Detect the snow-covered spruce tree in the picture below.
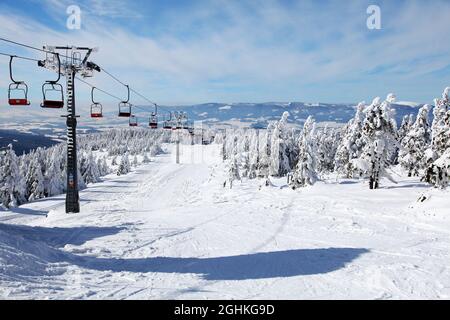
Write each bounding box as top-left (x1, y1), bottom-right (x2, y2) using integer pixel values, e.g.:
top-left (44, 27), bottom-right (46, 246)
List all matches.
top-left (289, 116), bottom-right (318, 189)
top-left (398, 105), bottom-right (431, 177)
top-left (286, 128), bottom-right (299, 171)
top-left (27, 158), bottom-right (45, 201)
top-left (133, 155), bottom-right (138, 167)
top-left (142, 153), bottom-right (151, 164)
top-left (81, 151), bottom-right (101, 185)
top-left (430, 89), bottom-right (450, 158)
top-left (117, 153), bottom-right (131, 176)
top-left (238, 132), bottom-right (250, 178)
top-left (44, 148), bottom-right (65, 197)
top-left (355, 95), bottom-right (398, 189)
top-left (398, 114), bottom-right (415, 143)
top-left (227, 136), bottom-right (241, 189)
top-left (248, 129), bottom-right (260, 179)
top-left (257, 124), bottom-right (273, 178)
top-left (269, 112), bottom-right (291, 177)
top-left (316, 126), bottom-right (340, 175)
top-left (424, 87), bottom-right (450, 187)
top-left (0, 146), bottom-right (26, 208)
top-left (335, 102), bottom-right (366, 178)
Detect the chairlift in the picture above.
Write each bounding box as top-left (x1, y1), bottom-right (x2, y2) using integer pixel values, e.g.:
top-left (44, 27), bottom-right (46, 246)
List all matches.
top-left (40, 53), bottom-right (64, 109)
top-left (149, 103), bottom-right (158, 128)
top-left (163, 112), bottom-right (172, 129)
top-left (118, 84), bottom-right (131, 117)
top-left (90, 87), bottom-right (103, 118)
top-left (129, 115), bottom-right (138, 127)
top-left (149, 113), bottom-right (158, 129)
top-left (8, 56), bottom-right (30, 106)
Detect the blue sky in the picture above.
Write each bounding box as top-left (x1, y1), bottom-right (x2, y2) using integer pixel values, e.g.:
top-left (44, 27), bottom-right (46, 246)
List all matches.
top-left (0, 0), bottom-right (449, 107)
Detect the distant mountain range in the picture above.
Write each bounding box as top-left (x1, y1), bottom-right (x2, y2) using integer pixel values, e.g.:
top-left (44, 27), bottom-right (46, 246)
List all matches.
top-left (170, 101), bottom-right (423, 128)
top-left (1, 101), bottom-right (425, 152)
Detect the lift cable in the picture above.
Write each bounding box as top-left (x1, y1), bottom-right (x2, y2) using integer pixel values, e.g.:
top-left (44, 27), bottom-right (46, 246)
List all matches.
top-left (75, 76), bottom-right (123, 102)
top-left (76, 77), bottom-right (157, 115)
top-left (1, 37), bottom-right (172, 117)
top-left (99, 66), bottom-right (159, 108)
top-left (1, 37), bottom-right (160, 107)
top-left (0, 51), bottom-right (40, 62)
top-left (0, 37), bottom-right (72, 60)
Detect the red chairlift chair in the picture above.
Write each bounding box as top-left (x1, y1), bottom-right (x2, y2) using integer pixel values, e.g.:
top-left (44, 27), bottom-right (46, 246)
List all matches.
top-left (8, 56), bottom-right (30, 106)
top-left (149, 113), bottom-right (158, 129)
top-left (40, 53), bottom-right (64, 109)
top-left (90, 87), bottom-right (103, 118)
top-left (129, 115), bottom-right (138, 127)
top-left (118, 84), bottom-right (132, 117)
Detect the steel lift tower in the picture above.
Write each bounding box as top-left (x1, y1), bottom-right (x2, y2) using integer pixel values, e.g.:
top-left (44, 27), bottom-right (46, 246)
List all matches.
top-left (40, 46), bottom-right (100, 213)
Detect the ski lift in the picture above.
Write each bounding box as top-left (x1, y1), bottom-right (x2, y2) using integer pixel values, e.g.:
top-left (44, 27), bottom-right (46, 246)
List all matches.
top-left (149, 113), bottom-right (158, 129)
top-left (8, 56), bottom-right (30, 106)
top-left (129, 115), bottom-right (138, 127)
top-left (118, 85), bottom-right (132, 117)
top-left (90, 87), bottom-right (103, 118)
top-left (40, 53), bottom-right (64, 109)
top-left (149, 103), bottom-right (158, 129)
top-left (163, 112), bottom-right (172, 129)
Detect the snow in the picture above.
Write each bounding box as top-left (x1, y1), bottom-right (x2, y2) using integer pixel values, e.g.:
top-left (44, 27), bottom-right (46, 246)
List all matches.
top-left (1, 144), bottom-right (450, 299)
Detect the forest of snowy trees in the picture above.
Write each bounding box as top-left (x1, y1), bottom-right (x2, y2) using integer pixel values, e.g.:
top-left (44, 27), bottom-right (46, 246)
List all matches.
top-left (0, 129), bottom-right (171, 209)
top-left (219, 87), bottom-right (450, 191)
top-left (1, 87), bottom-right (449, 210)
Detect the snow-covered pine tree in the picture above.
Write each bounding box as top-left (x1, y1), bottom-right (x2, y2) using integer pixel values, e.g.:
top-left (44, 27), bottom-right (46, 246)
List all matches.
top-left (286, 128), bottom-right (299, 171)
top-left (335, 102), bottom-right (366, 178)
top-left (430, 89), bottom-right (450, 158)
top-left (355, 95), bottom-right (398, 189)
top-left (316, 126), bottom-right (339, 175)
top-left (269, 112), bottom-right (291, 177)
top-left (288, 116), bottom-right (318, 189)
top-left (257, 124), bottom-right (273, 178)
top-left (248, 129), bottom-right (260, 179)
top-left (239, 132), bottom-right (250, 178)
top-left (0, 145), bottom-right (26, 208)
top-left (398, 114), bottom-right (414, 143)
top-left (27, 158), bottom-right (45, 201)
top-left (227, 136), bottom-right (241, 189)
top-left (44, 148), bottom-right (64, 196)
top-left (133, 155), bottom-right (139, 167)
top-left (117, 153), bottom-right (131, 176)
top-left (142, 153), bottom-right (151, 164)
top-left (398, 105), bottom-right (431, 177)
top-left (424, 87), bottom-right (450, 187)
top-left (81, 152), bottom-right (100, 185)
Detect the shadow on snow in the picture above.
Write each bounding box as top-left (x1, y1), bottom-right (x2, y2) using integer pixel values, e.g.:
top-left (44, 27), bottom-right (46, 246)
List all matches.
top-left (0, 223), bottom-right (368, 281)
top-left (0, 223), bottom-right (126, 248)
top-left (75, 248), bottom-right (369, 280)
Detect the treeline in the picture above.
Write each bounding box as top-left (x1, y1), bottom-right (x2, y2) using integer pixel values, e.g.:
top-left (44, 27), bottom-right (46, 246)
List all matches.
top-left (0, 129), bottom-right (171, 209)
top-left (218, 87), bottom-right (450, 190)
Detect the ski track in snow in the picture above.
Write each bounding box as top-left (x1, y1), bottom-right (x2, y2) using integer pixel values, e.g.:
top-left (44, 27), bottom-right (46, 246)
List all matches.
top-left (1, 145), bottom-right (450, 299)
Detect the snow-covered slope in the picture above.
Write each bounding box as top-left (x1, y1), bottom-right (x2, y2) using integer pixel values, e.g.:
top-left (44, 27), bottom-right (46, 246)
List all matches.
top-left (1, 145), bottom-right (449, 299)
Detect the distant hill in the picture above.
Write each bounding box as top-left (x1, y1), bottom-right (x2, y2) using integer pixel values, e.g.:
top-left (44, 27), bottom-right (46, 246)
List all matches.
top-left (169, 102), bottom-right (424, 127)
top-left (0, 130), bottom-right (59, 154)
